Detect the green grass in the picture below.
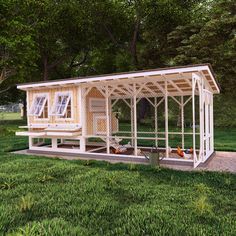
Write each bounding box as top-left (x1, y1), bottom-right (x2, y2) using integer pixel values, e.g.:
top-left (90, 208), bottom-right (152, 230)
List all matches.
top-left (0, 119), bottom-right (236, 235)
top-left (0, 112), bottom-right (21, 120)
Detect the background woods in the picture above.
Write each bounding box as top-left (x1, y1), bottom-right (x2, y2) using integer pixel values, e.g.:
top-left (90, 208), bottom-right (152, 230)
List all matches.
top-left (0, 0), bottom-right (235, 126)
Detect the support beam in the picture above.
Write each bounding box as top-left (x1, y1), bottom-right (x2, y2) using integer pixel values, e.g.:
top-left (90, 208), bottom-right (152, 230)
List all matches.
top-left (192, 77), bottom-right (196, 165)
top-left (133, 83), bottom-right (137, 156)
top-left (165, 80), bottom-right (169, 158)
top-left (199, 77), bottom-right (204, 163)
top-left (154, 97), bottom-right (158, 147)
top-left (210, 93), bottom-right (214, 153)
top-left (181, 96), bottom-right (184, 149)
top-left (105, 85), bottom-right (110, 154)
top-left (130, 98), bottom-right (134, 146)
top-left (80, 87), bottom-right (86, 152)
top-left (52, 138), bottom-right (57, 149)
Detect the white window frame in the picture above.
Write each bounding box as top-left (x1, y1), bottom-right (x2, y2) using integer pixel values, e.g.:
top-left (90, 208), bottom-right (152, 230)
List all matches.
top-left (50, 91), bottom-right (73, 120)
top-left (89, 98), bottom-right (105, 112)
top-left (29, 93), bottom-right (49, 118)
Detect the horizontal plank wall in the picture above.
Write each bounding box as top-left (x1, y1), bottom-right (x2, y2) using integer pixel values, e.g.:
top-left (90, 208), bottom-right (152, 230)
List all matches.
top-left (28, 86), bottom-right (80, 126)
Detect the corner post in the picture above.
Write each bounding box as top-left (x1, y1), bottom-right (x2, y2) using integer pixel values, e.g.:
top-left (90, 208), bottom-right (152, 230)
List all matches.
top-left (105, 85), bottom-right (110, 154)
top-left (154, 97), bottom-right (158, 147)
top-left (133, 83), bottom-right (137, 156)
top-left (80, 86), bottom-right (86, 152)
top-left (181, 96), bottom-right (184, 149)
top-left (199, 75), bottom-right (204, 163)
top-left (210, 93), bottom-right (214, 153)
top-left (165, 80), bottom-right (169, 158)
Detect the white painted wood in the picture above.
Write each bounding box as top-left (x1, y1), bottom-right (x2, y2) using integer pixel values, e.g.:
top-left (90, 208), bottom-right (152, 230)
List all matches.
top-left (154, 97), bottom-right (158, 147)
top-left (46, 132), bottom-right (81, 137)
top-left (105, 85), bottom-right (110, 154)
top-left (129, 98), bottom-right (134, 147)
top-left (181, 96), bottom-right (184, 149)
top-left (192, 76), bottom-right (196, 167)
top-left (16, 131), bottom-right (46, 136)
top-left (52, 138), bottom-right (57, 149)
top-left (199, 76), bottom-right (204, 164)
top-left (192, 74), bottom-right (201, 168)
top-left (50, 91), bottom-right (72, 117)
top-left (29, 93), bottom-right (48, 116)
top-left (165, 80), bottom-right (169, 158)
top-left (210, 93), bottom-right (214, 153)
top-left (80, 88), bottom-right (86, 152)
top-left (18, 65), bottom-right (219, 94)
top-left (133, 83), bottom-right (137, 156)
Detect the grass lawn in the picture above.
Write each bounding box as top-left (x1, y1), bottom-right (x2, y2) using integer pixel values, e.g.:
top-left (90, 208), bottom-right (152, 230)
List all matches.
top-left (0, 119), bottom-right (236, 235)
top-left (0, 112), bottom-right (21, 120)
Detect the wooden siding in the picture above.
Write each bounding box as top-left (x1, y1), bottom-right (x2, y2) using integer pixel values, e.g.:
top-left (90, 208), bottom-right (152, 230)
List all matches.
top-left (28, 86), bottom-right (80, 125)
top-left (27, 86), bottom-right (118, 135)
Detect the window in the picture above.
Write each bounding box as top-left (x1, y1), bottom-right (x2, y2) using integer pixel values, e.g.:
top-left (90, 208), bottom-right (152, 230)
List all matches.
top-left (51, 92), bottom-right (72, 118)
top-left (38, 99), bottom-right (48, 119)
top-left (89, 98), bottom-right (105, 112)
top-left (29, 94), bottom-right (48, 117)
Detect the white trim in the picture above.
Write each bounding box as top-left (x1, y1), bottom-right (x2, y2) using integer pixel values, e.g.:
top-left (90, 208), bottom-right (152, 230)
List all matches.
top-left (50, 91), bottom-right (73, 120)
top-left (16, 131), bottom-right (46, 137)
top-left (29, 93), bottom-right (49, 117)
top-left (34, 93), bottom-right (50, 121)
top-left (165, 80), bottom-right (169, 158)
top-left (17, 65), bottom-right (220, 93)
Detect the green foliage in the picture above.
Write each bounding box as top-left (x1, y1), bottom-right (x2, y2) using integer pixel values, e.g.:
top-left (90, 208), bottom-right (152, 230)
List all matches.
top-left (37, 175), bottom-right (55, 183)
top-left (167, 0), bottom-right (236, 127)
top-left (0, 181), bottom-right (15, 190)
top-left (193, 195), bottom-right (213, 216)
top-left (17, 194), bottom-right (34, 213)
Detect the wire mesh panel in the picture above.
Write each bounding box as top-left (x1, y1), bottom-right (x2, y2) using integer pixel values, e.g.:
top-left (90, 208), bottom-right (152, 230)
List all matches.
top-left (81, 78), bottom-right (202, 162)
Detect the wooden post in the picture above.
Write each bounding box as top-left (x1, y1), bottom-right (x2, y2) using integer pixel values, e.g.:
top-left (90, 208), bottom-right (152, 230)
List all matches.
top-left (105, 85), bottom-right (110, 154)
top-left (26, 91), bottom-right (31, 149)
top-left (165, 80), bottom-right (169, 158)
top-left (133, 83), bottom-right (137, 156)
top-left (210, 93), bottom-right (214, 153)
top-left (130, 98), bottom-right (134, 146)
top-left (205, 94), bottom-right (209, 155)
top-left (181, 96), bottom-right (184, 149)
top-left (199, 77), bottom-right (204, 163)
top-left (80, 87), bottom-right (86, 152)
top-left (154, 97), bottom-right (158, 147)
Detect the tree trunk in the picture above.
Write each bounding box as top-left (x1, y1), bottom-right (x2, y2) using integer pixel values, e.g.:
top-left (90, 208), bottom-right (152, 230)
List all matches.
top-left (130, 18), bottom-right (140, 69)
top-left (43, 56), bottom-right (48, 81)
top-left (23, 95), bottom-right (27, 120)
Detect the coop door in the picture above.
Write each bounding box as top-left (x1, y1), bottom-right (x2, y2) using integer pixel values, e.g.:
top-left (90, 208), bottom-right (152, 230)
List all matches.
top-left (203, 91), bottom-right (213, 161)
top-left (93, 114), bottom-right (107, 135)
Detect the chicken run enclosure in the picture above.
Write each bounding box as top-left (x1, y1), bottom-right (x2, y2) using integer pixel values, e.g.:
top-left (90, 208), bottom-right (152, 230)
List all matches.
top-left (17, 64), bottom-right (220, 168)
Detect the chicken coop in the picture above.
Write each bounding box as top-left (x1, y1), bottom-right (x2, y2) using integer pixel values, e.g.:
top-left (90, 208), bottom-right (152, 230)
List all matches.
top-left (16, 64), bottom-right (220, 168)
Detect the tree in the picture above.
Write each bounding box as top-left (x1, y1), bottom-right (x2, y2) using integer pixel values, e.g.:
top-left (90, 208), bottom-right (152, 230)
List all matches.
top-left (167, 0), bottom-right (236, 126)
top-left (0, 0), bottom-right (38, 93)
